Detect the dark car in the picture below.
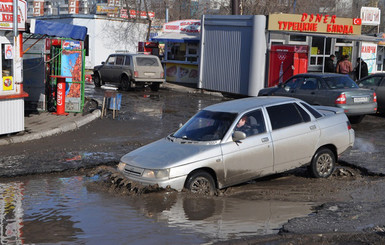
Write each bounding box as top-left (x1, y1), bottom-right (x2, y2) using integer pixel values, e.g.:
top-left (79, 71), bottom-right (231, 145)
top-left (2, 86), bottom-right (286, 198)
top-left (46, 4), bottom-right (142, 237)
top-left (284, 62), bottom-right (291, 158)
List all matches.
top-left (357, 73), bottom-right (385, 113)
top-left (258, 73), bottom-right (377, 123)
top-left (93, 53), bottom-right (165, 91)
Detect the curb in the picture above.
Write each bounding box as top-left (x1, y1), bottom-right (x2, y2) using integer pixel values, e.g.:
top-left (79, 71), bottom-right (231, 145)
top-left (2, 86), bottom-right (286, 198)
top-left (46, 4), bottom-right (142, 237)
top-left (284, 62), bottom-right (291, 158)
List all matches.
top-left (0, 109), bottom-right (101, 146)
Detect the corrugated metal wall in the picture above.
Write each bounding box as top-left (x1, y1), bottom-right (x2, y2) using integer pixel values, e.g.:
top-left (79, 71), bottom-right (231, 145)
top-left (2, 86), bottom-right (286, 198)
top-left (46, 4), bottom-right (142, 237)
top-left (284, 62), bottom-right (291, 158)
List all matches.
top-left (199, 15), bottom-right (267, 96)
top-left (0, 99), bottom-right (24, 135)
top-left (201, 25), bottom-right (252, 95)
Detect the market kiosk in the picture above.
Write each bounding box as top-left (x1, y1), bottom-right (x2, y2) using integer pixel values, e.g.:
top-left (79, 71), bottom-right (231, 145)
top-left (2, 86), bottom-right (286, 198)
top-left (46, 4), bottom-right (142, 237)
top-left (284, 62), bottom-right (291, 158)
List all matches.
top-left (151, 20), bottom-right (200, 84)
top-left (0, 0), bottom-right (28, 135)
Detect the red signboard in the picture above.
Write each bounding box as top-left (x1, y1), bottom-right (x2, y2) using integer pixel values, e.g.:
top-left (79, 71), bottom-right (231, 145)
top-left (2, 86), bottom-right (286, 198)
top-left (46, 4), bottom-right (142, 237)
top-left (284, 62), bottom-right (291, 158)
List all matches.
top-left (0, 0), bottom-right (27, 30)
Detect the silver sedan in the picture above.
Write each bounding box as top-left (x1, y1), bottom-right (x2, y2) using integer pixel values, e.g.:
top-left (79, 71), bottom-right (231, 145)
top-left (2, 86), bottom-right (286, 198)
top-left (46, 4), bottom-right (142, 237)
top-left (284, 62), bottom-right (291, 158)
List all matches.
top-left (118, 97), bottom-right (354, 195)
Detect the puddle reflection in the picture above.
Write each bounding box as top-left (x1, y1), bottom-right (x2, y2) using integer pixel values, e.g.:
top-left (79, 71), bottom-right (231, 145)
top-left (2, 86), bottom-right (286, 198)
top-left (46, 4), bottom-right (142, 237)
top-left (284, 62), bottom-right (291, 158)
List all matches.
top-left (0, 174), bottom-right (315, 244)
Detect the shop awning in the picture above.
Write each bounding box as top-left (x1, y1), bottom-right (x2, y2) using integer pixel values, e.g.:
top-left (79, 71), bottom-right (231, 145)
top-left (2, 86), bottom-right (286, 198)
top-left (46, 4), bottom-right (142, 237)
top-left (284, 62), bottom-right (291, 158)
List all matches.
top-left (29, 19), bottom-right (87, 41)
top-left (150, 32), bottom-right (200, 43)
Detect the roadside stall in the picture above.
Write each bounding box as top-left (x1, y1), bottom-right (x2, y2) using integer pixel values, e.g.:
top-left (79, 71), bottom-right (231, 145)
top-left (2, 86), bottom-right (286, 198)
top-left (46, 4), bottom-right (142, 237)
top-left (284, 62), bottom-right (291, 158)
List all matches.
top-left (0, 0), bottom-right (28, 135)
top-left (24, 19), bottom-right (87, 113)
top-left (151, 20), bottom-right (200, 84)
top-left (199, 13), bottom-right (385, 96)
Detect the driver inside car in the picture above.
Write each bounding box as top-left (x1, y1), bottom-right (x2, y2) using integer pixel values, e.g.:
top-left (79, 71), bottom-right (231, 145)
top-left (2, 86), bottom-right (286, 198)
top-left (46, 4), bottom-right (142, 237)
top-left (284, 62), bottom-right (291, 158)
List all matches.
top-left (234, 115), bottom-right (253, 137)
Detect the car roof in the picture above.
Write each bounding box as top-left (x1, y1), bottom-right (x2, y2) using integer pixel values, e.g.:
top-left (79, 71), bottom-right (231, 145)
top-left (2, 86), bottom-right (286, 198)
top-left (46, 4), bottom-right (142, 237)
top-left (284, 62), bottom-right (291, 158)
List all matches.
top-left (109, 53), bottom-right (158, 58)
top-left (292, 73), bottom-right (349, 79)
top-left (204, 96), bottom-right (300, 113)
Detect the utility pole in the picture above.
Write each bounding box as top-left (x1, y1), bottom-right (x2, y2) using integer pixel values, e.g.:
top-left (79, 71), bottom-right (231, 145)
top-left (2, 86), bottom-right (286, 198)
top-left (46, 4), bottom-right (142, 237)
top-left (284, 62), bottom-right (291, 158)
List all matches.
top-left (232, 0), bottom-right (239, 15)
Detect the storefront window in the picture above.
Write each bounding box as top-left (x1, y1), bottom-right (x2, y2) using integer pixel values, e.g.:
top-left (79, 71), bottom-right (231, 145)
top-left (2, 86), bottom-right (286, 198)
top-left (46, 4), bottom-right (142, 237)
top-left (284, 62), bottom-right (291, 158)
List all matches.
top-left (310, 37), bottom-right (331, 66)
top-left (167, 43), bottom-right (186, 61)
top-left (166, 42), bottom-right (199, 63)
top-left (2, 44), bottom-right (13, 77)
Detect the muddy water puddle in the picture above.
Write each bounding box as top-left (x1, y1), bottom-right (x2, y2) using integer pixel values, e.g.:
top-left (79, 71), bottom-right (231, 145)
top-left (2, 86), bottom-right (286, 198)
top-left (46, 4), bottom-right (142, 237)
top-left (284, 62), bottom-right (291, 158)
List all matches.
top-left (0, 173), bottom-right (315, 244)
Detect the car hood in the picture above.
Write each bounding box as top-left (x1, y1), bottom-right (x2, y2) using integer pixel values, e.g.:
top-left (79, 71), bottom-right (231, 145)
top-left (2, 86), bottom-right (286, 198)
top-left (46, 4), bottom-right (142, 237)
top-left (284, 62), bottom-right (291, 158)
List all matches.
top-left (120, 137), bottom-right (221, 169)
top-left (93, 64), bottom-right (103, 71)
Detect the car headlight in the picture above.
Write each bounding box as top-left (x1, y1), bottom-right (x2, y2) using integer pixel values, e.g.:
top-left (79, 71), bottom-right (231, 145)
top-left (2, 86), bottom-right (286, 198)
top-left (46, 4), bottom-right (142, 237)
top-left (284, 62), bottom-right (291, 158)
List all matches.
top-left (117, 162), bottom-right (126, 171)
top-left (142, 169), bottom-right (170, 179)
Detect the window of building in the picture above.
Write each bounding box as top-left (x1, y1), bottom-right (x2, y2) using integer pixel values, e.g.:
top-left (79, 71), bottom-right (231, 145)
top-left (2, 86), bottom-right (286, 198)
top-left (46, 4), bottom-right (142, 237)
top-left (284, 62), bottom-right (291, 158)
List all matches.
top-left (310, 36), bottom-right (331, 66)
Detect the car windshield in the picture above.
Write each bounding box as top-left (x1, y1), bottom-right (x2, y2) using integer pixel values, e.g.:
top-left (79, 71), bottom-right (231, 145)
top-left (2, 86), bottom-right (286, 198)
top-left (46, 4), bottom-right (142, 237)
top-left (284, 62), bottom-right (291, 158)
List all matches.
top-left (136, 57), bottom-right (160, 66)
top-left (324, 76), bottom-right (358, 89)
top-left (172, 110), bottom-right (237, 141)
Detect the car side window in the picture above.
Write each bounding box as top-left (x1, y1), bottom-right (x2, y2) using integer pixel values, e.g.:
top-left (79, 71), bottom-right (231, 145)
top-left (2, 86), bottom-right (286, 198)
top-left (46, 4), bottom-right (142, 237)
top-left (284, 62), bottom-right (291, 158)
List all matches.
top-left (106, 56), bottom-right (116, 65)
top-left (116, 56), bottom-right (124, 65)
top-left (234, 109), bottom-right (266, 138)
top-left (358, 76), bottom-right (382, 87)
top-left (124, 56), bottom-right (131, 66)
top-left (283, 77), bottom-right (302, 92)
top-left (266, 103), bottom-right (308, 130)
top-left (300, 102), bottom-right (323, 118)
top-left (299, 78), bottom-right (318, 90)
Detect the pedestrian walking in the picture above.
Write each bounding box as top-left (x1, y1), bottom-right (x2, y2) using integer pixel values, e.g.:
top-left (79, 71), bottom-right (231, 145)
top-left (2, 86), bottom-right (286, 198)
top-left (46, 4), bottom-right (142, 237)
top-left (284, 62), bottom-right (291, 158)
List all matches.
top-left (355, 58), bottom-right (368, 80)
top-left (324, 54), bottom-right (336, 72)
top-left (336, 55), bottom-right (353, 75)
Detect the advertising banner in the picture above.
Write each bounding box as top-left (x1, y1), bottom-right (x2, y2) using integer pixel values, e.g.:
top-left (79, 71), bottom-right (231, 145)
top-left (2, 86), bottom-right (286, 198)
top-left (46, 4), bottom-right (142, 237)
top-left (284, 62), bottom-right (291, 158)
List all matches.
top-left (163, 20), bottom-right (201, 33)
top-left (361, 42), bottom-right (377, 74)
top-left (61, 40), bottom-right (82, 112)
top-left (360, 7), bottom-right (381, 26)
top-left (166, 63), bottom-right (198, 83)
top-left (268, 13), bottom-right (361, 35)
top-left (0, 0), bottom-right (27, 30)
top-left (2, 76), bottom-right (12, 91)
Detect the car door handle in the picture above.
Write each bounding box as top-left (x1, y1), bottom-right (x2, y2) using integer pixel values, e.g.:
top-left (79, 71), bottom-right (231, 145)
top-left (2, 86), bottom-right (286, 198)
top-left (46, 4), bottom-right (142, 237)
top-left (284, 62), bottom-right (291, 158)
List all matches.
top-left (311, 92), bottom-right (315, 95)
top-left (309, 125), bottom-right (317, 130)
top-left (261, 137), bottom-right (269, 142)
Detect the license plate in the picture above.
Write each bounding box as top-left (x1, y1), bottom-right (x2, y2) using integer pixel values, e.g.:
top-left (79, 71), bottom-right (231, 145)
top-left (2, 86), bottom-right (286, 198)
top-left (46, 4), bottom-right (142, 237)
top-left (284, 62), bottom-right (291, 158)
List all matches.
top-left (144, 72), bottom-right (155, 76)
top-left (353, 97), bottom-right (369, 103)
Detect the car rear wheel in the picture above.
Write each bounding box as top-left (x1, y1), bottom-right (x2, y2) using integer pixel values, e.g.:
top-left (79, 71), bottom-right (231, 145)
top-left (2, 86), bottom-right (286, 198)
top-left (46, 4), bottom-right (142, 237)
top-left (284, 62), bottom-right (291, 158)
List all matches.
top-left (149, 83), bottom-right (160, 92)
top-left (120, 76), bottom-right (131, 91)
top-left (309, 148), bottom-right (335, 178)
top-left (94, 73), bottom-right (102, 87)
top-left (185, 171), bottom-right (216, 195)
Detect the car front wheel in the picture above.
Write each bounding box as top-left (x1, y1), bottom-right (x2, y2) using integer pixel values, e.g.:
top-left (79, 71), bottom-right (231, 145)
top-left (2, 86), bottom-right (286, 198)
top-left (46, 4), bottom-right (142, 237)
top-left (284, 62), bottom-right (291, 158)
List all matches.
top-left (309, 148), bottom-right (335, 178)
top-left (185, 171), bottom-right (216, 195)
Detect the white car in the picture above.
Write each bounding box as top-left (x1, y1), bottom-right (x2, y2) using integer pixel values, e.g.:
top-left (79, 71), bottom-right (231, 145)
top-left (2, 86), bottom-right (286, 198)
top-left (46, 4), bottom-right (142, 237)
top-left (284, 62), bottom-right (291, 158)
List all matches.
top-left (118, 97), bottom-right (355, 194)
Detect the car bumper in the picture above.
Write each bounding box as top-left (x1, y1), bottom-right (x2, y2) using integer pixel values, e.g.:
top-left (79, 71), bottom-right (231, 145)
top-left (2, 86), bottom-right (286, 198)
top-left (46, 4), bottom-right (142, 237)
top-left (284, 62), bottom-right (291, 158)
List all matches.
top-left (337, 103), bottom-right (377, 116)
top-left (120, 172), bottom-right (187, 191)
top-left (133, 78), bottom-right (165, 83)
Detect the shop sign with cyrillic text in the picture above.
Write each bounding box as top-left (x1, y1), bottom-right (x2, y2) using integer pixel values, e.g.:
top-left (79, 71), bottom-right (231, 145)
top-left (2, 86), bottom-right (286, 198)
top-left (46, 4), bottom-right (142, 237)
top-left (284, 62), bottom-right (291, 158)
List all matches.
top-left (268, 13), bottom-right (361, 35)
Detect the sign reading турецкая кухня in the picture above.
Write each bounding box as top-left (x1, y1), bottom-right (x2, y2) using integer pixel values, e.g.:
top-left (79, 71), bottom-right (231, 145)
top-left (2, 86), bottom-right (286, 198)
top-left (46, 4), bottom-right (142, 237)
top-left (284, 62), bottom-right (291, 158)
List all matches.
top-left (268, 13), bottom-right (362, 35)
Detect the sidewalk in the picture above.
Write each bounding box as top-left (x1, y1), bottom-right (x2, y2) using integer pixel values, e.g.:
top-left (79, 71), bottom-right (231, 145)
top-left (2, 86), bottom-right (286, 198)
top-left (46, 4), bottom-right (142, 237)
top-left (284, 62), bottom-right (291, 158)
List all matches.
top-left (0, 110), bottom-right (101, 146)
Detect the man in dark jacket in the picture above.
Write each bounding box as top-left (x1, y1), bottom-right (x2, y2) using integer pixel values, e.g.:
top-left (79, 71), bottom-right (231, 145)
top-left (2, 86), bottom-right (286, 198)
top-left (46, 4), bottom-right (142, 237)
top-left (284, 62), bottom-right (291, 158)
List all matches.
top-left (324, 54), bottom-right (336, 72)
top-left (355, 58), bottom-right (369, 80)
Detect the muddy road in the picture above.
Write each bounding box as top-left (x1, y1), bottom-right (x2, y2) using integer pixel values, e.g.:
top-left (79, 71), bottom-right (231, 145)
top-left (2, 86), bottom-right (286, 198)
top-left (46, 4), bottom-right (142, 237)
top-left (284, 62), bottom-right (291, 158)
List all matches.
top-left (1, 85), bottom-right (385, 244)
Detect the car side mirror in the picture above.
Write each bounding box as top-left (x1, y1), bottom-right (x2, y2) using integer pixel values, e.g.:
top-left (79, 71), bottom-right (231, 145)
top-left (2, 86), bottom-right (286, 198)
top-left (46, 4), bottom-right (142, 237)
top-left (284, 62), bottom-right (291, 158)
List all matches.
top-left (102, 61), bottom-right (105, 65)
top-left (233, 131), bottom-right (246, 142)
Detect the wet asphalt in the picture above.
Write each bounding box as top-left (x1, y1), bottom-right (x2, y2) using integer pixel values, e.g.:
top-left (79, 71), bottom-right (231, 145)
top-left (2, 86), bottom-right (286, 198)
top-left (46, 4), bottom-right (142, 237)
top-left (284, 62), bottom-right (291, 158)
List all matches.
top-left (1, 83), bottom-right (385, 242)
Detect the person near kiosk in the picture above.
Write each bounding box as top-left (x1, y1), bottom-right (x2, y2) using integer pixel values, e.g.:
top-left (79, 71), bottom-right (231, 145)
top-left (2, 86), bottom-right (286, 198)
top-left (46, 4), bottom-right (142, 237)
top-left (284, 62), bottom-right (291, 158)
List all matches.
top-left (336, 55), bottom-right (353, 75)
top-left (324, 54), bottom-right (336, 73)
top-left (354, 57), bottom-right (368, 80)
